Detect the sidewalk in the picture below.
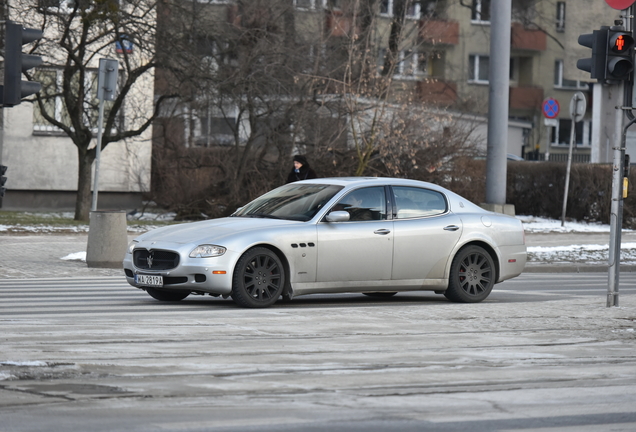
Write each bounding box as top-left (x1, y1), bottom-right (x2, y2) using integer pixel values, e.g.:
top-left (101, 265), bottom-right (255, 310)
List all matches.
top-left (1, 230), bottom-right (635, 279)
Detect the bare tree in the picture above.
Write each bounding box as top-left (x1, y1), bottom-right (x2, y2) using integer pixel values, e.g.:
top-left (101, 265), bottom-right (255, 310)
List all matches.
top-left (151, 0), bottom-right (481, 217)
top-left (153, 0), bottom-right (343, 215)
top-left (9, 0), bottom-right (173, 220)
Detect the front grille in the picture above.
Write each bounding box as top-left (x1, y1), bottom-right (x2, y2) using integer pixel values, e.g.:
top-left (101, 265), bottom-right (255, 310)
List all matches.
top-left (133, 249), bottom-right (180, 270)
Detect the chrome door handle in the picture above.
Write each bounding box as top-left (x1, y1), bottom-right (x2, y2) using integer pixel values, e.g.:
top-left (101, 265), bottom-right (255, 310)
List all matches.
top-left (444, 225), bottom-right (460, 231)
top-left (374, 229), bottom-right (391, 235)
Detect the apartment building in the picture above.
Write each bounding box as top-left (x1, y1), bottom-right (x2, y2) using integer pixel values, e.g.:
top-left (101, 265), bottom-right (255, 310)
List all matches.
top-left (0, 0), bottom-right (157, 214)
top-left (156, 0), bottom-right (625, 163)
top-left (416, 0), bottom-right (624, 162)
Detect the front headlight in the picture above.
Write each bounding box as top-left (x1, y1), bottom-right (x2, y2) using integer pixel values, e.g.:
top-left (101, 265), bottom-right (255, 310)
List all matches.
top-left (189, 244), bottom-right (227, 258)
top-left (127, 240), bottom-right (139, 254)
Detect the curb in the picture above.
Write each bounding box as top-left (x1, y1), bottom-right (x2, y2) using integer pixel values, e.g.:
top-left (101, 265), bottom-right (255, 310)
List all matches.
top-left (524, 264), bottom-right (636, 273)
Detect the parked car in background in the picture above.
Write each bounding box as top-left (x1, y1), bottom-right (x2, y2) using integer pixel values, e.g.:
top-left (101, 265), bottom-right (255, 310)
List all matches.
top-left (123, 178), bottom-right (527, 308)
top-left (507, 153), bottom-right (525, 161)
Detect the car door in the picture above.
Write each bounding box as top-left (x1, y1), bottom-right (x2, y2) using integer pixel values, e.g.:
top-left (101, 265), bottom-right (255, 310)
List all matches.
top-left (316, 186), bottom-right (394, 282)
top-left (390, 186), bottom-right (462, 280)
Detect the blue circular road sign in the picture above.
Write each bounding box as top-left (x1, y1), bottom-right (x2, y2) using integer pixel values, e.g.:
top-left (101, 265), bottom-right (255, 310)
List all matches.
top-left (542, 98), bottom-right (560, 119)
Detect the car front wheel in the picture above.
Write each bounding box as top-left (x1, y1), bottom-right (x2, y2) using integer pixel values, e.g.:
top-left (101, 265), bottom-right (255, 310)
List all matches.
top-left (231, 247), bottom-right (285, 308)
top-left (145, 287), bottom-right (190, 302)
top-left (444, 245), bottom-right (495, 303)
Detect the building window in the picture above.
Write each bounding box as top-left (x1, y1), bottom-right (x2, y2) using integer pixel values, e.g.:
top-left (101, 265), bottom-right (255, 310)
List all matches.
top-left (554, 60), bottom-right (588, 89)
top-left (186, 104), bottom-right (239, 147)
top-left (551, 119), bottom-right (591, 147)
top-left (379, 0), bottom-right (421, 19)
top-left (471, 0), bottom-right (490, 23)
top-left (397, 50), bottom-right (426, 77)
top-left (38, 0), bottom-right (119, 13)
top-left (509, 58), bottom-right (516, 81)
top-left (294, 0), bottom-right (325, 10)
top-left (468, 54), bottom-right (489, 83)
top-left (325, 0), bottom-right (342, 9)
top-left (556, 2), bottom-right (565, 32)
top-left (378, 49), bottom-right (427, 78)
top-left (32, 68), bottom-right (123, 134)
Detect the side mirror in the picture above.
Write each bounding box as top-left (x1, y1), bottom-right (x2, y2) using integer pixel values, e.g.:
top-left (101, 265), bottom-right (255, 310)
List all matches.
top-left (326, 210), bottom-right (350, 222)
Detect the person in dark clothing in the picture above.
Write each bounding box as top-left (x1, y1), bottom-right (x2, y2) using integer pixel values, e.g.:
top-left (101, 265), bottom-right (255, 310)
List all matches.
top-left (286, 154), bottom-right (317, 183)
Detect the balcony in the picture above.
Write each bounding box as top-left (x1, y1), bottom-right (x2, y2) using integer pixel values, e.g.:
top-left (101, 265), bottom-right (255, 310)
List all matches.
top-left (509, 86), bottom-right (543, 110)
top-left (325, 10), bottom-right (356, 37)
top-left (417, 79), bottom-right (457, 105)
top-left (511, 22), bottom-right (546, 51)
top-left (419, 20), bottom-right (459, 45)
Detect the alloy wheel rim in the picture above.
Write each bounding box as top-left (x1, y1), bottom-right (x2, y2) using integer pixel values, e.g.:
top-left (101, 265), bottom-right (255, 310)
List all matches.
top-left (458, 252), bottom-right (492, 296)
top-left (242, 254), bottom-right (282, 301)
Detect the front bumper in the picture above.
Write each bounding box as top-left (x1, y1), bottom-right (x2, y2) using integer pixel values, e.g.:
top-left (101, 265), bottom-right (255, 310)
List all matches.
top-left (122, 245), bottom-right (239, 296)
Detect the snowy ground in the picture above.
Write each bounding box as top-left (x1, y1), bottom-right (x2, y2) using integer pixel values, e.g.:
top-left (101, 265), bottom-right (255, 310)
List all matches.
top-left (518, 216), bottom-right (636, 265)
top-left (0, 211), bottom-right (177, 235)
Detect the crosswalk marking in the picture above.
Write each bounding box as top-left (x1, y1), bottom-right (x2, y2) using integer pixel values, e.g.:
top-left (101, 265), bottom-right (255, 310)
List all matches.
top-left (0, 277), bottom-right (232, 317)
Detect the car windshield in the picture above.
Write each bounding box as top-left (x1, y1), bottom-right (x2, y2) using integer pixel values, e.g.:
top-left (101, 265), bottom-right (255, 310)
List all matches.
top-left (232, 184), bottom-right (344, 221)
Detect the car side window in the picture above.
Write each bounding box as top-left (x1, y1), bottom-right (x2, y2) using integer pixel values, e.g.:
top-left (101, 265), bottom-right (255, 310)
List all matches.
top-left (393, 186), bottom-right (447, 219)
top-left (331, 187), bottom-right (387, 221)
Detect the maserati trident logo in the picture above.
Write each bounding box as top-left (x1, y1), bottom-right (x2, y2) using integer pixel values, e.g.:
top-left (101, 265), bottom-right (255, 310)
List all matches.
top-left (147, 252), bottom-right (154, 269)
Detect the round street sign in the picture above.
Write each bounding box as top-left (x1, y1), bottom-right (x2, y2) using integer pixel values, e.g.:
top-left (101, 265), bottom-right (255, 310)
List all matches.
top-left (542, 98), bottom-right (560, 119)
top-left (569, 92), bottom-right (587, 123)
top-left (605, 0), bottom-right (636, 10)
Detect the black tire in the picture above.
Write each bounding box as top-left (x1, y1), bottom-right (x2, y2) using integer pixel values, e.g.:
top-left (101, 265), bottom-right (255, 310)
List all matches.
top-left (231, 247), bottom-right (285, 308)
top-left (444, 246), bottom-right (495, 303)
top-left (362, 292), bottom-right (398, 298)
top-left (145, 287), bottom-right (190, 302)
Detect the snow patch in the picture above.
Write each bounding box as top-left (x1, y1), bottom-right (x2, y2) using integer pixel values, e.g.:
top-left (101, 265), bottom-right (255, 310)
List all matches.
top-left (0, 372), bottom-right (15, 381)
top-left (518, 215), bottom-right (623, 233)
top-left (61, 252), bottom-right (87, 262)
top-left (1, 361), bottom-right (49, 367)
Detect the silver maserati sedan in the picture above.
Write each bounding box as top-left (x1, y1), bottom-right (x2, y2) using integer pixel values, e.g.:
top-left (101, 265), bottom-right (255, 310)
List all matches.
top-left (123, 177), bottom-right (526, 308)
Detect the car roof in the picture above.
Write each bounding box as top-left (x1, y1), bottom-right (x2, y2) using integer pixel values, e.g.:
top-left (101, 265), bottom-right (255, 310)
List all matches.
top-left (293, 177), bottom-right (487, 215)
top-left (294, 177), bottom-right (443, 190)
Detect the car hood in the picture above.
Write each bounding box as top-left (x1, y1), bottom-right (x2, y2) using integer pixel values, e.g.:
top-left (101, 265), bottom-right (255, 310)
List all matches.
top-left (135, 217), bottom-right (301, 245)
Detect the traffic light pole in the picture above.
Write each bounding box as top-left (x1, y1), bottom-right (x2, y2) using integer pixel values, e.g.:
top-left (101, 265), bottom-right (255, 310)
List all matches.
top-left (607, 5), bottom-right (636, 307)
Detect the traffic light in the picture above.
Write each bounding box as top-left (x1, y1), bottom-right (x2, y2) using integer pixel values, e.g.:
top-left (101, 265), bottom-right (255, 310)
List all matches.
top-left (0, 165), bottom-right (7, 198)
top-left (606, 30), bottom-right (634, 81)
top-left (577, 29), bottom-right (609, 81)
top-left (1, 21), bottom-right (43, 107)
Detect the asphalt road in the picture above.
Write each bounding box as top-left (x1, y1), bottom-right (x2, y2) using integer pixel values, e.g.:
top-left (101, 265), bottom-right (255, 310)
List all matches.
top-left (0, 274), bottom-right (635, 431)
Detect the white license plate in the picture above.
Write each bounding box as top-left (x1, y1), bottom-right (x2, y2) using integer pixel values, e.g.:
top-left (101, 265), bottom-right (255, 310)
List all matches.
top-left (135, 274), bottom-right (163, 287)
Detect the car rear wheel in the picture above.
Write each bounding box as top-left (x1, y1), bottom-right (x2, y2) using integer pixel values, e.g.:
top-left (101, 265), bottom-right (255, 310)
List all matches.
top-left (231, 247), bottom-right (285, 308)
top-left (363, 292), bottom-right (398, 298)
top-left (145, 287), bottom-right (190, 302)
top-left (444, 245), bottom-right (495, 303)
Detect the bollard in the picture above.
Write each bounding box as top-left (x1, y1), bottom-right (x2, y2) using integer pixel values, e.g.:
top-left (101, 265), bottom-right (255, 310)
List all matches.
top-left (86, 211), bottom-right (128, 268)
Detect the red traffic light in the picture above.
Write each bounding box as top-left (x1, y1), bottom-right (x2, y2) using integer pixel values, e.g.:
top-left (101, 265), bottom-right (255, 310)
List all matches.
top-left (615, 35), bottom-right (627, 52)
top-left (609, 32), bottom-right (634, 53)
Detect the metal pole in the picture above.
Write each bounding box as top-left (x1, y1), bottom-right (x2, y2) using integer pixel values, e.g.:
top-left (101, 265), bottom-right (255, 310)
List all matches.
top-left (485, 0), bottom-right (511, 205)
top-left (545, 124), bottom-right (551, 161)
top-left (561, 114), bottom-right (577, 227)
top-left (91, 99), bottom-right (106, 212)
top-left (608, 102), bottom-right (625, 308)
top-left (607, 7), bottom-right (636, 307)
